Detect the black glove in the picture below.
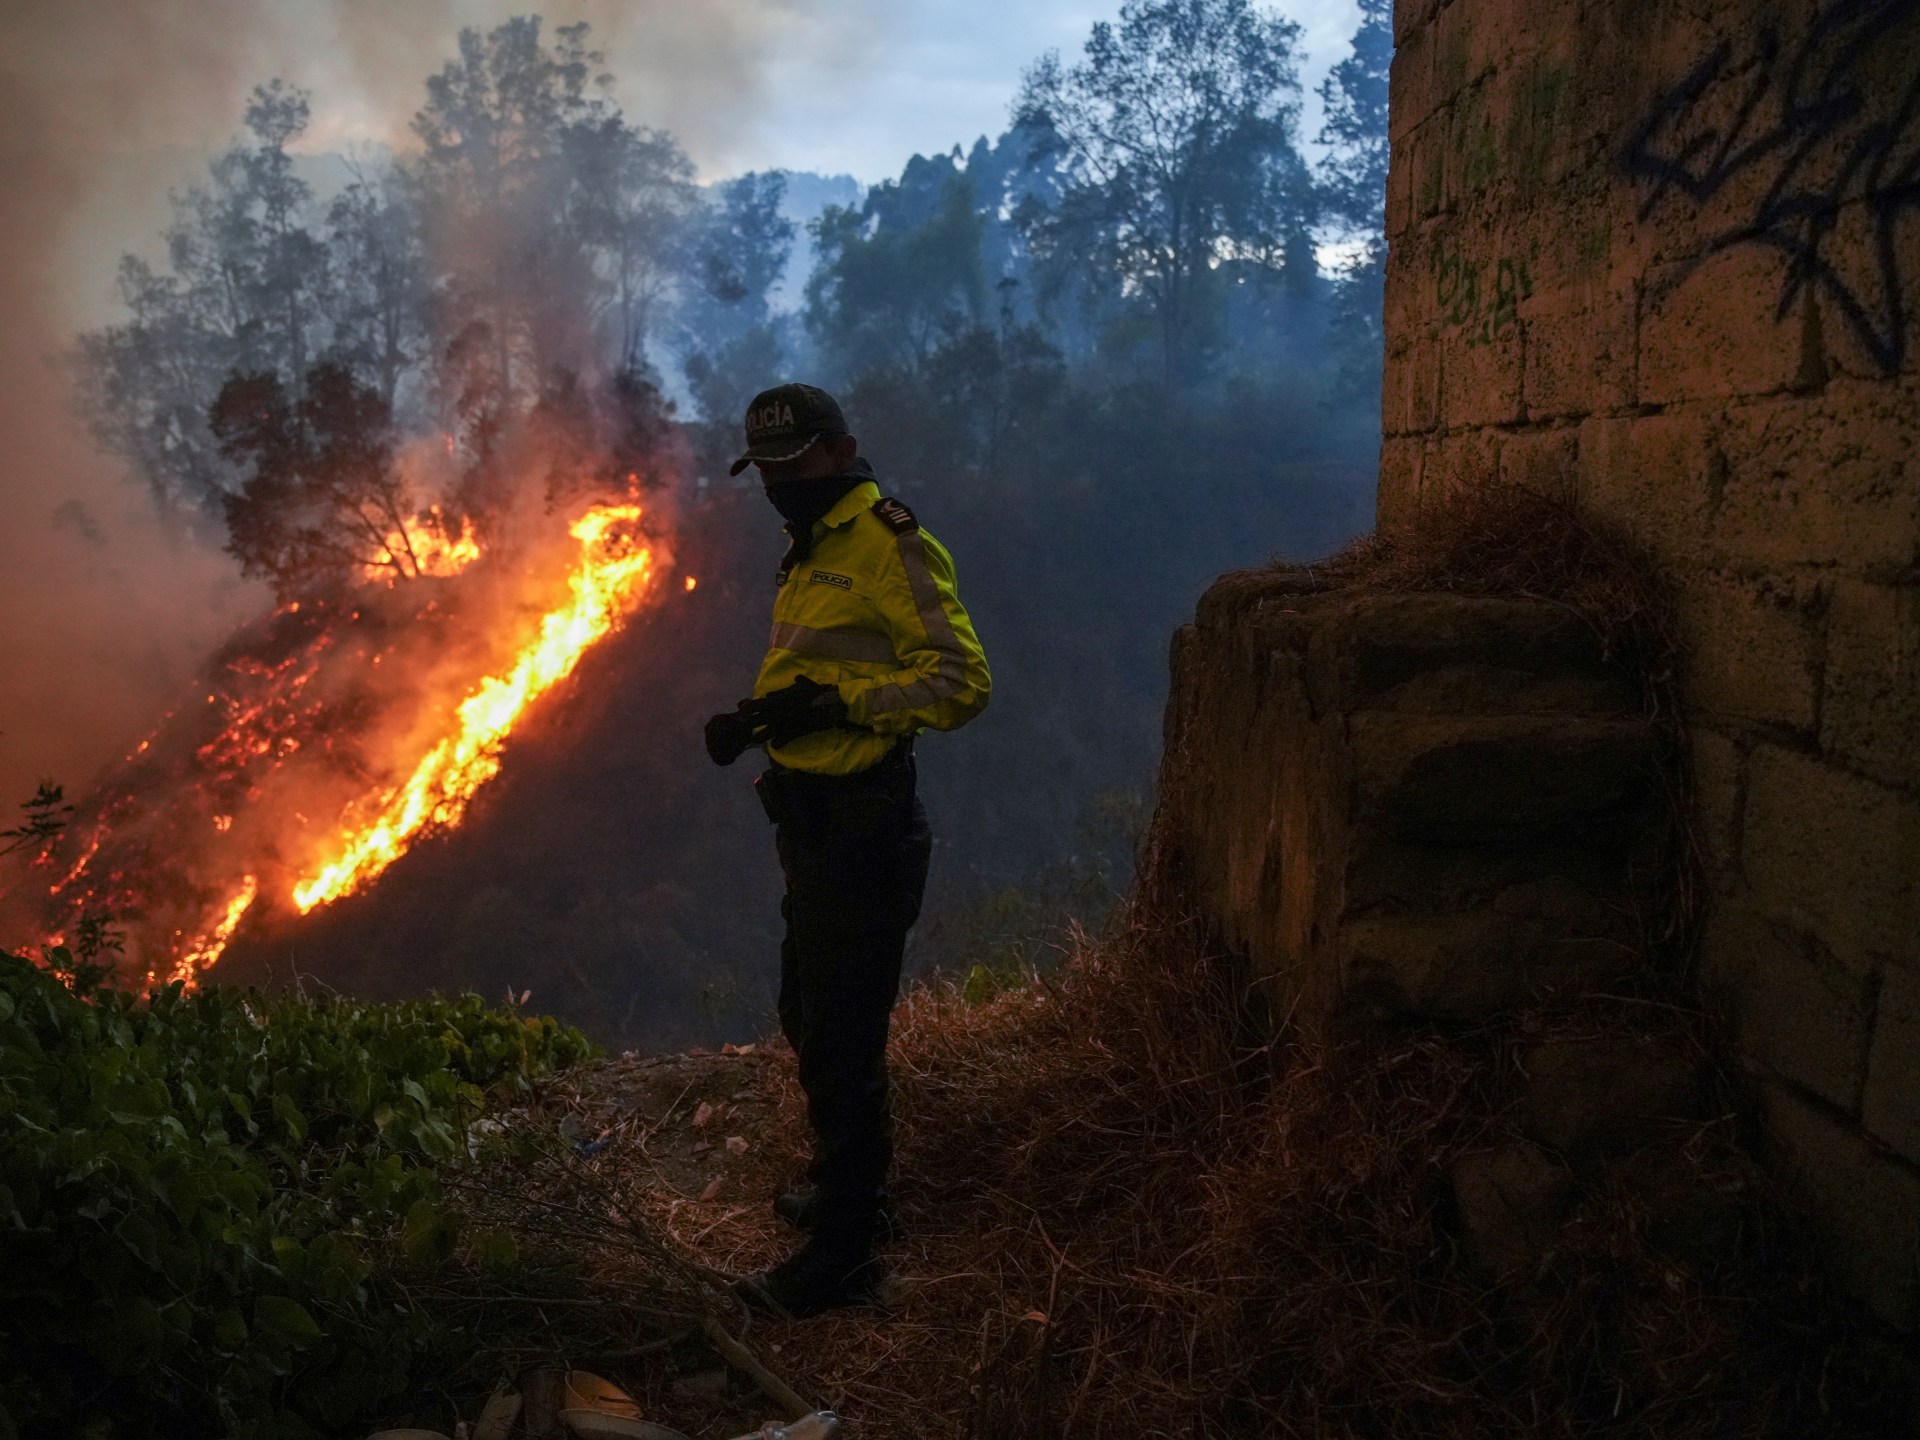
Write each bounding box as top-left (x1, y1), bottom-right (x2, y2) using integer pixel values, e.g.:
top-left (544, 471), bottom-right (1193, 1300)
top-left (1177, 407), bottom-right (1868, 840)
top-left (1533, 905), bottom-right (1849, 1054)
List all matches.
top-left (704, 709), bottom-right (756, 766)
top-left (740, 675), bottom-right (851, 747)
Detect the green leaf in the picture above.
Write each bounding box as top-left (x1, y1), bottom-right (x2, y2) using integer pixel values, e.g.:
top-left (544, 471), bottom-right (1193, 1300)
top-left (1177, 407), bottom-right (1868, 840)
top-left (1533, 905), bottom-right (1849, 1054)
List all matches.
top-left (271, 1234), bottom-right (305, 1283)
top-left (213, 1306), bottom-right (249, 1350)
top-left (271, 1092), bottom-right (307, 1142)
top-left (401, 1199), bottom-right (456, 1264)
top-left (255, 1293), bottom-right (323, 1346)
top-left (120, 1295), bottom-right (167, 1361)
top-left (471, 1226), bottom-right (519, 1269)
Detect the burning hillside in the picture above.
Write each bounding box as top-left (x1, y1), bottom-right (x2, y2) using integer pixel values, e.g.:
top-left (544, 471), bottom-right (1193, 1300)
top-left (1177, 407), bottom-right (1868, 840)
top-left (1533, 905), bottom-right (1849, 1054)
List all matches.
top-left (3, 495), bottom-right (672, 989)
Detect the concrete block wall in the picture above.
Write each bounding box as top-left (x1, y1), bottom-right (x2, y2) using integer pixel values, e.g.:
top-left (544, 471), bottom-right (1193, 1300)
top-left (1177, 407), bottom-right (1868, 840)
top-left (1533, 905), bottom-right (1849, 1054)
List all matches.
top-left (1383, 0), bottom-right (1920, 1325)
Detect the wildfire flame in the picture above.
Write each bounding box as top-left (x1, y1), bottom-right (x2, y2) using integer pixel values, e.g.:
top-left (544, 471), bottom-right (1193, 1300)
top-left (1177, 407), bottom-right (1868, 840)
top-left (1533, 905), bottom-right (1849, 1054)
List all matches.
top-left (10, 496), bottom-right (670, 992)
top-left (291, 502), bottom-right (655, 913)
top-left (365, 507), bottom-right (482, 583)
top-left (170, 875), bottom-right (258, 986)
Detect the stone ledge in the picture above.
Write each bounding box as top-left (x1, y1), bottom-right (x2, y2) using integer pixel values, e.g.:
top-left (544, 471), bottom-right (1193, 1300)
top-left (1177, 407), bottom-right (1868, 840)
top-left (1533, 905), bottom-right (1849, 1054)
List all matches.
top-left (1759, 1079), bottom-right (1920, 1330)
top-left (1160, 571), bottom-right (1671, 1037)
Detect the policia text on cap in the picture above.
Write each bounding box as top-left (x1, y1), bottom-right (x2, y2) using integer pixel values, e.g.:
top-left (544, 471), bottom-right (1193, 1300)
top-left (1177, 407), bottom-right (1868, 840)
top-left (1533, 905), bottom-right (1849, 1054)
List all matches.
top-left (704, 382), bottom-right (991, 1317)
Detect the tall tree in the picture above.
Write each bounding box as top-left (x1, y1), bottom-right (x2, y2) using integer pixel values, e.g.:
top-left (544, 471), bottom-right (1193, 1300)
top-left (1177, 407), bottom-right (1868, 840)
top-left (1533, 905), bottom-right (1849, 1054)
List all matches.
top-left (1316, 0), bottom-right (1393, 398)
top-left (570, 116), bottom-right (700, 371)
top-left (212, 361), bottom-right (436, 598)
top-left (1013, 0), bottom-right (1313, 385)
top-left (1317, 0), bottom-right (1392, 241)
top-left (677, 172), bottom-right (796, 437)
top-left (325, 163), bottom-right (426, 411)
top-left (73, 82), bottom-right (333, 517)
top-left (410, 18), bottom-right (612, 433)
top-left (806, 174), bottom-right (988, 379)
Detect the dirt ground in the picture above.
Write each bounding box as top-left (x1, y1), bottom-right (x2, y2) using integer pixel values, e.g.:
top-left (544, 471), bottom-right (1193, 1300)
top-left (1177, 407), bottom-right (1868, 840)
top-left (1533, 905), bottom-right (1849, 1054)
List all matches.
top-left (498, 1043), bottom-right (941, 1440)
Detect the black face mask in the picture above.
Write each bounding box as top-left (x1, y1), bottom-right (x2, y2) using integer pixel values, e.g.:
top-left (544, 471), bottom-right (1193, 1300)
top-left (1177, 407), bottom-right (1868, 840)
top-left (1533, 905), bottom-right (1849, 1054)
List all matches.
top-left (767, 458), bottom-right (874, 565)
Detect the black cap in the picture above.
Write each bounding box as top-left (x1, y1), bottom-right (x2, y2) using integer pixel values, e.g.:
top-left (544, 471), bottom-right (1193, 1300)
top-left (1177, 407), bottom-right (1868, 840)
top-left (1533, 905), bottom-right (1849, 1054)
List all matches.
top-left (728, 383), bottom-right (849, 476)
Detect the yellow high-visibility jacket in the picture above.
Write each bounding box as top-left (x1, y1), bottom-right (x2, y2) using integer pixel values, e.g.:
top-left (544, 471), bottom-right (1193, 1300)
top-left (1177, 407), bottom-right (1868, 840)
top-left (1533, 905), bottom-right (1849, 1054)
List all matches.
top-left (755, 478), bottom-right (990, 775)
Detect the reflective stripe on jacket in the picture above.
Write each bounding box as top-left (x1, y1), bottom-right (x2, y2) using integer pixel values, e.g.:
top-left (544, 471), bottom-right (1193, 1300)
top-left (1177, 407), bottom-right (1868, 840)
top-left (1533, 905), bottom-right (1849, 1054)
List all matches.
top-left (755, 479), bottom-right (990, 775)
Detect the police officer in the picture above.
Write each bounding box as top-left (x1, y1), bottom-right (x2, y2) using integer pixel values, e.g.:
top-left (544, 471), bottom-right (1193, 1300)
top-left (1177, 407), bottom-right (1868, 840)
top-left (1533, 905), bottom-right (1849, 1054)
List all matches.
top-left (704, 383), bottom-right (990, 1316)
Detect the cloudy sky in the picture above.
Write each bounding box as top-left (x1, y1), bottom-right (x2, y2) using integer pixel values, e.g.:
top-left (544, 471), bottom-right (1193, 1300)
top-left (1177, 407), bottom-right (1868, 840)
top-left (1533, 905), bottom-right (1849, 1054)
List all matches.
top-left (679, 0), bottom-right (1365, 180)
top-left (282, 0), bottom-right (1366, 180)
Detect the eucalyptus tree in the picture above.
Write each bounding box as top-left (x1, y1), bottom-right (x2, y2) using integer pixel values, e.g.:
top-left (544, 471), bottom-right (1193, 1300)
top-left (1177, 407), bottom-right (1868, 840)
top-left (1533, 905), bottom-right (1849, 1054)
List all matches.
top-left (73, 81), bottom-right (333, 518)
top-left (1013, 0), bottom-right (1314, 385)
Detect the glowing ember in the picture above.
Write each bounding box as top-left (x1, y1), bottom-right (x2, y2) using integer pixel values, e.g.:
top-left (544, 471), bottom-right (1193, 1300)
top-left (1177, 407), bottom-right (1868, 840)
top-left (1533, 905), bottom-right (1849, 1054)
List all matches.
top-left (171, 875), bottom-right (258, 986)
top-left (364, 507), bottom-right (482, 582)
top-left (684, 575), bottom-right (698, 591)
top-left (291, 503), bottom-right (655, 912)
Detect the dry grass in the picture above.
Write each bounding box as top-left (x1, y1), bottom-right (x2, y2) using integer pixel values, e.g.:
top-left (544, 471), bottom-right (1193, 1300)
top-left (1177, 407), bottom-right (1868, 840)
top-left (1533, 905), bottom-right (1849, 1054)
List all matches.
top-left (1320, 481), bottom-right (1680, 707)
top-left (749, 899), bottom-right (1784, 1440)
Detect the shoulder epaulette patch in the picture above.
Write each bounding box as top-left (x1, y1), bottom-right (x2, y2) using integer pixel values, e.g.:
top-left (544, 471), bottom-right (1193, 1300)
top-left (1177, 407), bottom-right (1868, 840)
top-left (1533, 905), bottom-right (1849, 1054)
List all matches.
top-left (872, 497), bottom-right (919, 535)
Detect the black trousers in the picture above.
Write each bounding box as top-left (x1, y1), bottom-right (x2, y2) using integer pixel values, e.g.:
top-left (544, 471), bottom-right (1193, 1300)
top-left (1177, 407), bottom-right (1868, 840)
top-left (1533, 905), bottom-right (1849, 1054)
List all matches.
top-left (763, 749), bottom-right (932, 1233)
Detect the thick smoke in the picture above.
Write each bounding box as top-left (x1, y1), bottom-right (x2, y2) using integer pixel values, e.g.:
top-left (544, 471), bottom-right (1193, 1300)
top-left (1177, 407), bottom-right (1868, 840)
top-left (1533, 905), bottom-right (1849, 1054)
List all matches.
top-left (0, 0), bottom-right (880, 808)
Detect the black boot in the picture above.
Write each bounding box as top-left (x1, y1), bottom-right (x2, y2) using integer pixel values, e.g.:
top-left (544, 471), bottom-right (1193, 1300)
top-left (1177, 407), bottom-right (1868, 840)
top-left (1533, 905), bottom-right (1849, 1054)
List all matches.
top-left (772, 1185), bottom-right (905, 1241)
top-left (737, 1224), bottom-right (883, 1319)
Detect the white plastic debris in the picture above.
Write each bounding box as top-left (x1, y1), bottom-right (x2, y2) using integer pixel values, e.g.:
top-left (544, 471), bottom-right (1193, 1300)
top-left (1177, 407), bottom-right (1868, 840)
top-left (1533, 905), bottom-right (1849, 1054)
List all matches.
top-left (728, 1413), bottom-right (843, 1440)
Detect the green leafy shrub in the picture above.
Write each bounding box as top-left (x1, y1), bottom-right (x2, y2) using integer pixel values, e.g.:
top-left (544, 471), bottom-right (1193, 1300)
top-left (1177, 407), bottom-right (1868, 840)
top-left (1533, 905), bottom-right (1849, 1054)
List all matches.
top-left (0, 952), bottom-right (595, 1439)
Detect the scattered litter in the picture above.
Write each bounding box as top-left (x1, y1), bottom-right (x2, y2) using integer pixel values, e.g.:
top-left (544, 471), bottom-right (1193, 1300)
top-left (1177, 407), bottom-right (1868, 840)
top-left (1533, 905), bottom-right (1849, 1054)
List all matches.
top-left (691, 1140), bottom-right (713, 1156)
top-left (566, 1417), bottom-right (689, 1439)
top-left (720, 1043), bottom-right (756, 1056)
top-left (700, 1177), bottom-right (723, 1200)
top-left (724, 1135), bottom-right (749, 1156)
top-left (691, 1101), bottom-right (715, 1128)
top-left (472, 1386), bottom-right (520, 1440)
top-left (573, 1136), bottom-right (612, 1157)
top-left (725, 1414), bottom-right (840, 1440)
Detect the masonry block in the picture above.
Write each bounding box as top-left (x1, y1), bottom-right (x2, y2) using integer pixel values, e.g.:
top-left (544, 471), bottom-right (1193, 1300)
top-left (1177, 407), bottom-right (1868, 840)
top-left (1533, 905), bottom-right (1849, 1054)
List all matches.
top-left (1408, 117), bottom-right (1447, 221)
top-left (1419, 428), bottom-right (1503, 508)
top-left (1760, 1079), bottom-right (1920, 1329)
top-left (1523, 299), bottom-right (1635, 420)
top-left (1822, 579), bottom-right (1920, 793)
top-left (1450, 1140), bottom-right (1573, 1283)
top-left (1393, 0), bottom-right (1443, 49)
top-left (1687, 727), bottom-right (1745, 884)
top-left (1680, 573), bottom-right (1824, 734)
top-left (1575, 410), bottom-right (1718, 565)
top-left (1381, 332), bottom-right (1442, 437)
top-left (1496, 425), bottom-right (1577, 499)
top-left (1518, 1032), bottom-right (1704, 1160)
top-left (1702, 900), bottom-right (1874, 1113)
top-left (1382, 242), bottom-right (1429, 346)
top-left (1866, 966), bottom-right (1920, 1166)
top-left (1440, 329), bottom-right (1525, 428)
top-left (1714, 382), bottom-right (1920, 572)
top-left (1638, 248), bottom-right (1816, 407)
top-left (1374, 437), bottom-right (1427, 535)
top-left (1160, 574), bottom-right (1667, 1037)
top-left (1388, 16), bottom-right (1438, 142)
top-left (1382, 437), bottom-right (1428, 533)
top-left (1743, 745), bottom-right (1919, 965)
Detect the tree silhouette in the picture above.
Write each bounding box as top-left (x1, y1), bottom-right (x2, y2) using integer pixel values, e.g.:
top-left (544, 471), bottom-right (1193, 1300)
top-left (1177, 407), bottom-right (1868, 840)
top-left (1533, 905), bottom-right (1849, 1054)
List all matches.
top-left (1014, 0), bottom-right (1313, 385)
top-left (213, 362), bottom-right (437, 598)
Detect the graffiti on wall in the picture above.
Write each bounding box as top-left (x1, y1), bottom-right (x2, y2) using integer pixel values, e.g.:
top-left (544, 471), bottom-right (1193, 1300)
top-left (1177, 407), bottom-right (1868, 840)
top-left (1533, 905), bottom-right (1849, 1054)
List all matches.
top-left (1432, 242), bottom-right (1536, 348)
top-left (1620, 0), bottom-right (1920, 375)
